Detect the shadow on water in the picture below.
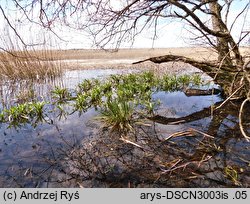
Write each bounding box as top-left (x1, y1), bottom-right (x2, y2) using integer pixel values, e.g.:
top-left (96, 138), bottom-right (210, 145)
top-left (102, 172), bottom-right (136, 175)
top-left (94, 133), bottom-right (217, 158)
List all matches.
top-left (0, 69), bottom-right (249, 187)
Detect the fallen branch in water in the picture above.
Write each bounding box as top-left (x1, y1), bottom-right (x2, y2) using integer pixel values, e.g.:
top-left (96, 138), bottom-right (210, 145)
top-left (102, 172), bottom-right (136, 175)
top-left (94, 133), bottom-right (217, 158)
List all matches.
top-left (148, 101), bottom-right (222, 125)
top-left (215, 84), bottom-right (244, 110)
top-left (120, 136), bottom-right (144, 150)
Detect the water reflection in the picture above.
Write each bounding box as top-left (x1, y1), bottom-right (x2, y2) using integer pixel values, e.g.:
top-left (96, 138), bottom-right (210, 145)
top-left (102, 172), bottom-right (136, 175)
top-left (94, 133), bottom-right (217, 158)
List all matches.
top-left (0, 69), bottom-right (249, 187)
top-left (0, 68), bottom-right (139, 187)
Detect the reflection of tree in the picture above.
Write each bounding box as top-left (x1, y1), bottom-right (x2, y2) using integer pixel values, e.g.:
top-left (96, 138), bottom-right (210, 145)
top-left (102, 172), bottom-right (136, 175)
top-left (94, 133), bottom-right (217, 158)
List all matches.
top-left (1, 97), bottom-right (249, 187)
top-left (59, 101), bottom-right (250, 187)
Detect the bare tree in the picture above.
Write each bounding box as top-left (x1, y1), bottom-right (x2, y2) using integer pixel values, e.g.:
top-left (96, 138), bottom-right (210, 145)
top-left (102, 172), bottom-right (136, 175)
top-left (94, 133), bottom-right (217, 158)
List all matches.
top-left (1, 0), bottom-right (249, 94)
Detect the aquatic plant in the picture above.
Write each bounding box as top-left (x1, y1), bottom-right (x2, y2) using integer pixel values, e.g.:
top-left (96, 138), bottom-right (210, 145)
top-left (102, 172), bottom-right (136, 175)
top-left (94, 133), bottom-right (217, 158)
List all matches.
top-left (90, 87), bottom-right (102, 107)
top-left (52, 86), bottom-right (71, 103)
top-left (0, 101), bottom-right (49, 127)
top-left (1, 71), bottom-right (203, 130)
top-left (160, 75), bottom-right (179, 91)
top-left (100, 99), bottom-right (134, 133)
top-left (224, 166), bottom-right (241, 186)
top-left (31, 101), bottom-right (46, 120)
top-left (3, 103), bottom-right (33, 127)
top-left (159, 74), bottom-right (202, 92)
top-left (0, 112), bottom-right (4, 122)
top-left (78, 79), bottom-right (93, 92)
top-left (191, 74), bottom-right (202, 85)
top-left (74, 93), bottom-right (89, 114)
top-left (178, 75), bottom-right (192, 86)
top-left (100, 81), bottom-right (112, 94)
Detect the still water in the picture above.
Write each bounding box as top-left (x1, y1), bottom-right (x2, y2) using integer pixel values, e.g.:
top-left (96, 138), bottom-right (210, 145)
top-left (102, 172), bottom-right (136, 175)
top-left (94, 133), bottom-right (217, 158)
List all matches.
top-left (0, 69), bottom-right (249, 187)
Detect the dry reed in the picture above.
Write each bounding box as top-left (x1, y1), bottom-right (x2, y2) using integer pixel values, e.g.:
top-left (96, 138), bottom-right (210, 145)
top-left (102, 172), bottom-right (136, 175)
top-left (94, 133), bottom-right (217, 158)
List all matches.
top-left (0, 36), bottom-right (62, 80)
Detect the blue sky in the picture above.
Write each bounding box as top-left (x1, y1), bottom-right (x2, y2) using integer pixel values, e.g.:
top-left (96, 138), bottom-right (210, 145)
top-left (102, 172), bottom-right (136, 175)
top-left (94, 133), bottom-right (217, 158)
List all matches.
top-left (0, 0), bottom-right (249, 49)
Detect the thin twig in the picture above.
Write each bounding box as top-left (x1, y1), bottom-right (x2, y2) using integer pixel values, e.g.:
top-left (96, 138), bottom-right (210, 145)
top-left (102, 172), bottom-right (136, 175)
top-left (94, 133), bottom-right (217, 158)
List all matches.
top-left (239, 98), bottom-right (250, 142)
top-left (161, 156), bottom-right (212, 173)
top-left (164, 130), bottom-right (193, 141)
top-left (215, 84), bottom-right (244, 110)
top-left (120, 136), bottom-right (144, 149)
top-left (188, 128), bottom-right (214, 139)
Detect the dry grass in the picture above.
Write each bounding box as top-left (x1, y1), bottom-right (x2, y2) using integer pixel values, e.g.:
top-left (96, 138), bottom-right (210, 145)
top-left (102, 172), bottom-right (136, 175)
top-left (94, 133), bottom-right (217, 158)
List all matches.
top-left (43, 47), bottom-right (249, 70)
top-left (0, 49), bottom-right (62, 80)
top-left (1, 47), bottom-right (249, 77)
top-left (0, 34), bottom-right (63, 80)
top-left (47, 47), bottom-right (219, 60)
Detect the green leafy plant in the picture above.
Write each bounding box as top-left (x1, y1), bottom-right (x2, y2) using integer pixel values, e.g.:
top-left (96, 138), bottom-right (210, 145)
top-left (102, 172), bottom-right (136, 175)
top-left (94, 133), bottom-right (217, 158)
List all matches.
top-left (0, 112), bottom-right (5, 122)
top-left (31, 101), bottom-right (46, 121)
top-left (100, 99), bottom-right (134, 133)
top-left (90, 87), bottom-right (102, 107)
top-left (74, 93), bottom-right (89, 114)
top-left (78, 79), bottom-right (93, 92)
top-left (3, 103), bottom-right (33, 127)
top-left (0, 71), bottom-right (202, 131)
top-left (52, 86), bottom-right (71, 103)
top-left (178, 75), bottom-right (191, 86)
top-left (191, 74), bottom-right (202, 85)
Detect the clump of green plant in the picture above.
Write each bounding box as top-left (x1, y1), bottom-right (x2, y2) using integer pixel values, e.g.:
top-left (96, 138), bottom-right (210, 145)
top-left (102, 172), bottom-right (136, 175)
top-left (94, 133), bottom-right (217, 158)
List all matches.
top-left (99, 99), bottom-right (134, 133)
top-left (90, 86), bottom-right (102, 107)
top-left (2, 103), bottom-right (33, 127)
top-left (0, 71), bottom-right (202, 131)
top-left (159, 74), bottom-right (201, 91)
top-left (52, 86), bottom-right (71, 104)
top-left (94, 72), bottom-right (159, 133)
top-left (31, 101), bottom-right (47, 122)
top-left (192, 74), bottom-right (202, 85)
top-left (160, 75), bottom-right (179, 91)
top-left (178, 75), bottom-right (192, 86)
top-left (78, 79), bottom-right (94, 92)
top-left (74, 93), bottom-right (89, 115)
top-left (0, 101), bottom-right (48, 127)
top-left (0, 112), bottom-right (5, 122)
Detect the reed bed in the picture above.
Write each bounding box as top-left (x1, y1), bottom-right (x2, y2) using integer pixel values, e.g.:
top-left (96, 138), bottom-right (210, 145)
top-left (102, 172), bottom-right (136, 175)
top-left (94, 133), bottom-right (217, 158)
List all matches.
top-left (0, 49), bottom-right (62, 80)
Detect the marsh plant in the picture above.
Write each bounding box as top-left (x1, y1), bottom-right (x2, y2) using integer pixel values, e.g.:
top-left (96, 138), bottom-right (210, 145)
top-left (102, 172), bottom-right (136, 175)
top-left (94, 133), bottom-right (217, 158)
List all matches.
top-left (0, 35), bottom-right (62, 80)
top-left (100, 99), bottom-right (134, 133)
top-left (0, 72), bottom-right (202, 131)
top-left (52, 86), bottom-right (72, 104)
top-left (0, 101), bottom-right (48, 127)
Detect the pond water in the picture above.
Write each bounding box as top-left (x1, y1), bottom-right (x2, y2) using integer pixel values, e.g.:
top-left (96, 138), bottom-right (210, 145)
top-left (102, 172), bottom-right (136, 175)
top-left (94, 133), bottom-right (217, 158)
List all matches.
top-left (0, 68), bottom-right (249, 187)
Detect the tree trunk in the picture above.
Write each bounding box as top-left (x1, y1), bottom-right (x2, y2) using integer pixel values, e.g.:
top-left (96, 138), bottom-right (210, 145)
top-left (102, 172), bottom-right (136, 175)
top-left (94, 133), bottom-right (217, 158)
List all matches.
top-left (209, 2), bottom-right (244, 67)
top-left (133, 3), bottom-right (247, 98)
top-left (209, 2), bottom-right (232, 66)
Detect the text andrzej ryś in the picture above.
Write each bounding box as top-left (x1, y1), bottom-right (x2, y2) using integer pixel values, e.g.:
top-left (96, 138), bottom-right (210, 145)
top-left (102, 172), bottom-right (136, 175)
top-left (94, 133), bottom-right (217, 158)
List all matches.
top-left (3, 190), bottom-right (79, 202)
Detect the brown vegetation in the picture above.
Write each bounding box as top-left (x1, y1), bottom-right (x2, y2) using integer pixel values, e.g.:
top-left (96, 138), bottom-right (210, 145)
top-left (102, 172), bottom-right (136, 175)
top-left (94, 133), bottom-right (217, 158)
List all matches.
top-left (0, 49), bottom-right (62, 80)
